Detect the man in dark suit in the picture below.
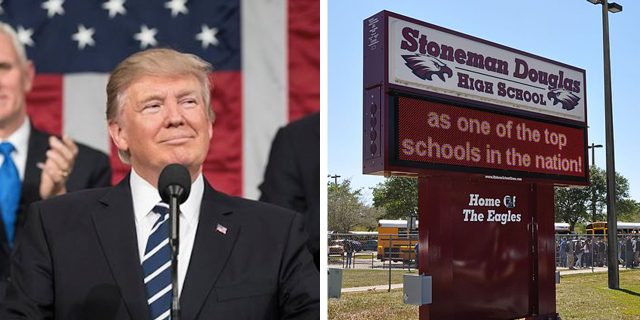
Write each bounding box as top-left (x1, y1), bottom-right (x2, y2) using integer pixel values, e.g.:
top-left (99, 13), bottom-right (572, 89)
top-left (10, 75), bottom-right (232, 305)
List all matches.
top-left (259, 112), bottom-right (320, 269)
top-left (1, 48), bottom-right (319, 319)
top-left (0, 23), bottom-right (112, 290)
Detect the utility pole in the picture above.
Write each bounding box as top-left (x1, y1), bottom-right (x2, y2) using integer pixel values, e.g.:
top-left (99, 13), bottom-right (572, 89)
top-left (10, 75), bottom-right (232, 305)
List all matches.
top-left (329, 174), bottom-right (341, 185)
top-left (585, 0), bottom-right (623, 289)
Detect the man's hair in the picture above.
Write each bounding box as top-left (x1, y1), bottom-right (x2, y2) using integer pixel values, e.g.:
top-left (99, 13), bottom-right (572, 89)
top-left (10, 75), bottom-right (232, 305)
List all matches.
top-left (106, 48), bottom-right (214, 163)
top-left (0, 22), bottom-right (29, 66)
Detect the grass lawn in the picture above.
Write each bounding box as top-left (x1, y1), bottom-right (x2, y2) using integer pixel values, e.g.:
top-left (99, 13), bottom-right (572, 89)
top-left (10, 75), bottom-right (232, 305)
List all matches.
top-left (329, 289), bottom-right (415, 320)
top-left (329, 269), bottom-right (640, 319)
top-left (557, 269), bottom-right (640, 320)
top-left (341, 269), bottom-right (417, 288)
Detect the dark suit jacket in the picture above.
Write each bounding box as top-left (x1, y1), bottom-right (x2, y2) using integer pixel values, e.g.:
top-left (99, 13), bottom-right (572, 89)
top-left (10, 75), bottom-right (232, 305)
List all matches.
top-left (0, 127), bottom-right (112, 283)
top-left (259, 113), bottom-right (319, 269)
top-left (1, 176), bottom-right (320, 319)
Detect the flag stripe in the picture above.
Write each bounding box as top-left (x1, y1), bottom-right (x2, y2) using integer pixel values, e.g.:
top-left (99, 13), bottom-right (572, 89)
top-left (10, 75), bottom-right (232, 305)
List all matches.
top-left (206, 71), bottom-right (243, 196)
top-left (241, 0), bottom-right (288, 199)
top-left (288, 0), bottom-right (320, 122)
top-left (26, 75), bottom-right (63, 136)
top-left (63, 73), bottom-right (110, 154)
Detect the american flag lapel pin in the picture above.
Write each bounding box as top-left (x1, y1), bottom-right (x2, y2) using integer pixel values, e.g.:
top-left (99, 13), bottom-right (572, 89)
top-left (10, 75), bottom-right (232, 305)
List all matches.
top-left (216, 224), bottom-right (228, 235)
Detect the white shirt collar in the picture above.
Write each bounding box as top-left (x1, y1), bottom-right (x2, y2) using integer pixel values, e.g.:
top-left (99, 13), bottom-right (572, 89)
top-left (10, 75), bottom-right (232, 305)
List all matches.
top-left (3, 116), bottom-right (30, 151)
top-left (130, 168), bottom-right (203, 226)
top-left (0, 117), bottom-right (30, 180)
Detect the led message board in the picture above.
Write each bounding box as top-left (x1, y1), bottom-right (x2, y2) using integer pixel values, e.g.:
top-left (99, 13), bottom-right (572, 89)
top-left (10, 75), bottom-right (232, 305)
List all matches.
top-left (393, 95), bottom-right (586, 182)
top-left (363, 11), bottom-right (588, 184)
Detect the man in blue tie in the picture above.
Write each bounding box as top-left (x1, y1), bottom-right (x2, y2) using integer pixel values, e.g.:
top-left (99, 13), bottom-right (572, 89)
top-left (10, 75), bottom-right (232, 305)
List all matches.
top-left (0, 142), bottom-right (21, 248)
top-left (0, 23), bottom-right (112, 295)
top-left (1, 48), bottom-right (319, 319)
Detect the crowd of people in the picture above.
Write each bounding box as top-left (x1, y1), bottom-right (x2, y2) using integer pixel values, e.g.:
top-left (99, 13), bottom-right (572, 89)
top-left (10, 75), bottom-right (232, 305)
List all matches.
top-left (556, 235), bottom-right (640, 269)
top-left (622, 235), bottom-right (640, 269)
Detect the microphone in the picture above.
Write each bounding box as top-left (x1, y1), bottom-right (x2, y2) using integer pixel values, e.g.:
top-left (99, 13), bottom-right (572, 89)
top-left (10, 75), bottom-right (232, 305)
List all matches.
top-left (158, 164), bottom-right (191, 320)
top-left (158, 163), bottom-right (191, 204)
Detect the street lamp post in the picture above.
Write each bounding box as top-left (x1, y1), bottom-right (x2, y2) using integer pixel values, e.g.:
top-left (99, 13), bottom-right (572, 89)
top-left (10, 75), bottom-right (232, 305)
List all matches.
top-left (586, 0), bottom-right (622, 289)
top-left (587, 143), bottom-right (602, 273)
top-left (407, 212), bottom-right (418, 272)
top-left (587, 143), bottom-right (603, 221)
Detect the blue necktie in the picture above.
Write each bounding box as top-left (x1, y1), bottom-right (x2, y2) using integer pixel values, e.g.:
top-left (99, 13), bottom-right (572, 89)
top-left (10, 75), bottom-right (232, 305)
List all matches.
top-left (142, 203), bottom-right (172, 320)
top-left (0, 142), bottom-right (21, 248)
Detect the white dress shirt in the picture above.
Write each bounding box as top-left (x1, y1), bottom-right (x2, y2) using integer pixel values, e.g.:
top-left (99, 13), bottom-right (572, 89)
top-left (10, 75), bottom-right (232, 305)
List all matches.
top-left (0, 118), bottom-right (30, 181)
top-left (130, 168), bottom-right (203, 296)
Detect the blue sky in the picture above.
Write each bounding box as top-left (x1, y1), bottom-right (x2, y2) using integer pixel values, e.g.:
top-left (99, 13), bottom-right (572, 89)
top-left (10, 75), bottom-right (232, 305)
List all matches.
top-left (328, 0), bottom-right (640, 205)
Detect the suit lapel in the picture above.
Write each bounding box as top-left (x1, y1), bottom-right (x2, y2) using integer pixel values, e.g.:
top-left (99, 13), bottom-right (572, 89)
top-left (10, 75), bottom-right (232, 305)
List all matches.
top-left (13, 128), bottom-right (48, 239)
top-left (0, 128), bottom-right (49, 255)
top-left (91, 176), bottom-right (149, 320)
top-left (180, 183), bottom-right (240, 319)
top-left (22, 127), bottom-right (47, 204)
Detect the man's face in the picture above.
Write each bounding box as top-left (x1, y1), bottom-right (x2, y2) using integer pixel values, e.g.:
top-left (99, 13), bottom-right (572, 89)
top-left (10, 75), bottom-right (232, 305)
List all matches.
top-left (0, 33), bottom-right (34, 131)
top-left (109, 74), bottom-right (213, 183)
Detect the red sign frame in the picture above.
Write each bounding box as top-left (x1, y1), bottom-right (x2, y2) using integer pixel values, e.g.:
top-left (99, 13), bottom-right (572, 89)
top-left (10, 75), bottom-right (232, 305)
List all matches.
top-left (363, 11), bottom-right (589, 185)
top-left (390, 94), bottom-right (588, 183)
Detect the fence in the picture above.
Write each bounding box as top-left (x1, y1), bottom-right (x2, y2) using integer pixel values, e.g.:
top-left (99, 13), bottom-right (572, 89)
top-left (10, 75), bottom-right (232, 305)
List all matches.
top-left (555, 233), bottom-right (640, 271)
top-left (328, 233), bottom-right (419, 271)
top-left (329, 233), bottom-right (640, 272)
top-left (328, 231), bottom-right (640, 293)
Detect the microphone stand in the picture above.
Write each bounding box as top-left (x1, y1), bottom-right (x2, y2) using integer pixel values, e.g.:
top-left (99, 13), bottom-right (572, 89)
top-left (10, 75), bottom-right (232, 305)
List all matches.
top-left (159, 163), bottom-right (190, 320)
top-left (169, 195), bottom-right (180, 320)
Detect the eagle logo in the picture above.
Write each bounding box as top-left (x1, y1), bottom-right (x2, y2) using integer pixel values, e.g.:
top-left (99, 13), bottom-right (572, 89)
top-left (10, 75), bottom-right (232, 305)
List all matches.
top-left (547, 88), bottom-right (580, 111)
top-left (402, 54), bottom-right (453, 82)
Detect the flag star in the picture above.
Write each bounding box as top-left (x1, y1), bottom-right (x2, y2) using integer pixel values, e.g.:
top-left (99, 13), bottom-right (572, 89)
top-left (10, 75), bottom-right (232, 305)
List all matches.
top-left (195, 25), bottom-right (219, 49)
top-left (71, 24), bottom-right (96, 50)
top-left (41, 0), bottom-right (65, 18)
top-left (16, 26), bottom-right (35, 47)
top-left (134, 25), bottom-right (158, 49)
top-left (164, 0), bottom-right (188, 17)
top-left (102, 0), bottom-right (126, 18)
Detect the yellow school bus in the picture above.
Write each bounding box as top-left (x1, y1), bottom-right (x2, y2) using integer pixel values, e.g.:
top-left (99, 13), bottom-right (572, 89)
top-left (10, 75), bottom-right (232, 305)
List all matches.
top-left (377, 219), bottom-right (418, 262)
top-left (585, 221), bottom-right (640, 234)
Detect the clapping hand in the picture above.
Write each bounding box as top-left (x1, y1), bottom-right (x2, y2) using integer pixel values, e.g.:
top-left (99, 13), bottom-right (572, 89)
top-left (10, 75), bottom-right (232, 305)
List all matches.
top-left (37, 135), bottom-right (78, 199)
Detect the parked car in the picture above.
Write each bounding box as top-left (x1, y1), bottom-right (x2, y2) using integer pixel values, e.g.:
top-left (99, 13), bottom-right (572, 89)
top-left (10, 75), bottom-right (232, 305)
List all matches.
top-left (362, 240), bottom-right (378, 251)
top-left (328, 240), bottom-right (344, 256)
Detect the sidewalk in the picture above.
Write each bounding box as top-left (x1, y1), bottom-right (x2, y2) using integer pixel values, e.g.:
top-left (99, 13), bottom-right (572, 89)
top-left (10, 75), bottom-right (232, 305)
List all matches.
top-left (342, 283), bottom-right (403, 293)
top-left (557, 266), bottom-right (608, 275)
top-left (340, 266), bottom-right (610, 293)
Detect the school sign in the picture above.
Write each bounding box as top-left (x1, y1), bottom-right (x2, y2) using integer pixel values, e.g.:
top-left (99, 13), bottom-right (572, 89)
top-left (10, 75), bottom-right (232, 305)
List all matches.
top-left (363, 11), bottom-right (588, 184)
top-left (363, 11), bottom-right (587, 320)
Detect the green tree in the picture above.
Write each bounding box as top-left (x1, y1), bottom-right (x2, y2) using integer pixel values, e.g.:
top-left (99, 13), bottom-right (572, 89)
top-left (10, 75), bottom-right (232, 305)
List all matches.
top-left (586, 166), bottom-right (632, 219)
top-left (354, 206), bottom-right (384, 231)
top-left (587, 165), bottom-right (607, 220)
top-left (372, 176), bottom-right (418, 219)
top-left (555, 166), bottom-right (636, 229)
top-left (328, 179), bottom-right (365, 232)
top-left (617, 198), bottom-right (640, 222)
top-left (555, 186), bottom-right (590, 231)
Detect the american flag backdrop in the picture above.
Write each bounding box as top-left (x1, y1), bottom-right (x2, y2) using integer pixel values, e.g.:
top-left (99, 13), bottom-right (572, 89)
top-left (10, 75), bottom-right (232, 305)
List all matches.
top-left (0, 0), bottom-right (320, 198)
